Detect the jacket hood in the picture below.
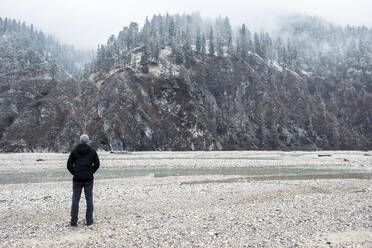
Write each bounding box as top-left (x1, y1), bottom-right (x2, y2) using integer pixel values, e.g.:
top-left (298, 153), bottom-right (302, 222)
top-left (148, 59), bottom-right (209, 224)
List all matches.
top-left (75, 143), bottom-right (91, 155)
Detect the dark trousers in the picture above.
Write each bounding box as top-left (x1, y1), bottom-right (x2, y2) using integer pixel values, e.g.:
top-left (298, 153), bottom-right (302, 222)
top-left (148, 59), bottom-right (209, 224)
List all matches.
top-left (70, 180), bottom-right (94, 225)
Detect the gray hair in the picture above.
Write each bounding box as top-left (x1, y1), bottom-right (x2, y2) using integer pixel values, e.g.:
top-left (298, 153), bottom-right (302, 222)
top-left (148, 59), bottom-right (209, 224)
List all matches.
top-left (80, 134), bottom-right (89, 144)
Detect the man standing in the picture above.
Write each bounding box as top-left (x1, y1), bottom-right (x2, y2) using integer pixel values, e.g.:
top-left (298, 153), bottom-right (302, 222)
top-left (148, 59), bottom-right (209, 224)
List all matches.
top-left (67, 134), bottom-right (100, 226)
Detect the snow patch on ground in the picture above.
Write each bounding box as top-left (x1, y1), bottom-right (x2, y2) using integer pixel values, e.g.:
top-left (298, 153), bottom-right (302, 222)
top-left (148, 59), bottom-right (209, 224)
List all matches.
top-left (286, 68), bottom-right (302, 79)
top-left (189, 124), bottom-right (204, 138)
top-left (88, 73), bottom-right (96, 81)
top-left (40, 74), bottom-right (53, 80)
top-left (149, 47), bottom-right (181, 77)
top-left (128, 49), bottom-right (142, 72)
top-left (144, 126), bottom-right (153, 139)
top-left (269, 60), bottom-right (284, 72)
top-left (300, 70), bottom-right (312, 77)
top-left (248, 51), bottom-right (264, 62)
top-left (268, 60), bottom-right (303, 80)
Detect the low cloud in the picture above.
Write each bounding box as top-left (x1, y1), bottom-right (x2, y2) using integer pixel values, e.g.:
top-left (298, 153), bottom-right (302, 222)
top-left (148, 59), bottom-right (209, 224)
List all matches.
top-left (0, 0), bottom-right (370, 49)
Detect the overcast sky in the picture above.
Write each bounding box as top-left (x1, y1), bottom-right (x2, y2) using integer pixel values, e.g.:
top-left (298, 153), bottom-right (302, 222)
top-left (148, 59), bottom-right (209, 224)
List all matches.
top-left (1, 0), bottom-right (371, 50)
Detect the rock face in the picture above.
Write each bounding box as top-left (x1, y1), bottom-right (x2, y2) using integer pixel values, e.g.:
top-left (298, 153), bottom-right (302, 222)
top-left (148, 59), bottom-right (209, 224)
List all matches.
top-left (0, 76), bottom-right (82, 151)
top-left (1, 50), bottom-right (371, 152)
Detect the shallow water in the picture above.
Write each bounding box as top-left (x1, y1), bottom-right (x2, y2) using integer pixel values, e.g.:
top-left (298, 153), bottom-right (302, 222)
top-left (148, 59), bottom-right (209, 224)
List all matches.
top-left (0, 165), bottom-right (371, 184)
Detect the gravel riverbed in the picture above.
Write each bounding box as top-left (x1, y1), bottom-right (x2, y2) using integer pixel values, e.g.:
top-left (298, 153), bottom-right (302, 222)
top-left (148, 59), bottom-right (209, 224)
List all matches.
top-left (0, 151), bottom-right (371, 247)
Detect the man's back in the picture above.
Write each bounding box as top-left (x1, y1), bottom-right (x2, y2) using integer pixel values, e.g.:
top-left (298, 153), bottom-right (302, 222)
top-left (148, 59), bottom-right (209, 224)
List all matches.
top-left (67, 143), bottom-right (100, 182)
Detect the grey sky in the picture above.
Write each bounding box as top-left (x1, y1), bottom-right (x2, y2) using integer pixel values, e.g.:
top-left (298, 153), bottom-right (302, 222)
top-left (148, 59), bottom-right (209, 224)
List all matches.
top-left (0, 0), bottom-right (371, 50)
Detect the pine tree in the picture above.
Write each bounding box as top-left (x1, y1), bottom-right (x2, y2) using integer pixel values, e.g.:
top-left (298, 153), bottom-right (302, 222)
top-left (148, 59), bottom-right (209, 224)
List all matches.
top-left (183, 20), bottom-right (193, 68)
top-left (216, 32), bottom-right (224, 57)
top-left (224, 18), bottom-right (234, 57)
top-left (254, 32), bottom-right (262, 58)
top-left (150, 15), bottom-right (158, 38)
top-left (128, 22), bottom-right (139, 49)
top-left (170, 36), bottom-right (183, 65)
top-left (158, 15), bottom-right (165, 46)
top-left (201, 34), bottom-right (206, 57)
top-left (149, 38), bottom-right (161, 64)
top-left (96, 45), bottom-right (106, 72)
top-left (227, 36), bottom-right (234, 57)
top-left (223, 17), bottom-right (233, 45)
top-left (208, 27), bottom-right (215, 56)
top-left (140, 43), bottom-right (149, 73)
top-left (238, 24), bottom-right (249, 61)
top-left (168, 17), bottom-right (176, 40)
top-left (195, 26), bottom-right (201, 54)
top-left (275, 37), bottom-right (287, 66)
top-left (264, 32), bottom-right (273, 59)
top-left (141, 17), bottom-right (151, 43)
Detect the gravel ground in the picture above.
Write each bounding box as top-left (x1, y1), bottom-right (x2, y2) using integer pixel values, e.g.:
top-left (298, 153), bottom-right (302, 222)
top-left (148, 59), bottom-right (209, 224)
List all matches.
top-left (0, 151), bottom-right (371, 247)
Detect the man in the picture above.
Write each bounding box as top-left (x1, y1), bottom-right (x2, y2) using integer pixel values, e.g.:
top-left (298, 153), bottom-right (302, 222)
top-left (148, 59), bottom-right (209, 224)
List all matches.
top-left (67, 134), bottom-right (100, 226)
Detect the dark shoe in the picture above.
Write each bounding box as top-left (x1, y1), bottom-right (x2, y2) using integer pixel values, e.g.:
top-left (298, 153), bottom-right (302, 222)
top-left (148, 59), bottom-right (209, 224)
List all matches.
top-left (70, 222), bottom-right (77, 227)
top-left (87, 221), bottom-right (93, 226)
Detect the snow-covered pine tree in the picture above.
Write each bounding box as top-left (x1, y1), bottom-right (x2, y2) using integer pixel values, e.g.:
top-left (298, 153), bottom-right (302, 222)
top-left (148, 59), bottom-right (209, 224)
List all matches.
top-left (140, 43), bottom-right (149, 73)
top-left (238, 24), bottom-right (249, 61)
top-left (196, 26), bottom-right (202, 55)
top-left (208, 27), bottom-right (215, 57)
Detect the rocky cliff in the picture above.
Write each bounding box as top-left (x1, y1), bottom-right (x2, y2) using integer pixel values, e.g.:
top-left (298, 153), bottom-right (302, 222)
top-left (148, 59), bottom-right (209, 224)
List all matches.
top-left (1, 49), bottom-right (371, 152)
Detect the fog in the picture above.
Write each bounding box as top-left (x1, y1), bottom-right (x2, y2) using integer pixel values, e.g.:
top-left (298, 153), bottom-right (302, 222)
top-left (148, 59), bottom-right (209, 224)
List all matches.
top-left (0, 0), bottom-right (371, 50)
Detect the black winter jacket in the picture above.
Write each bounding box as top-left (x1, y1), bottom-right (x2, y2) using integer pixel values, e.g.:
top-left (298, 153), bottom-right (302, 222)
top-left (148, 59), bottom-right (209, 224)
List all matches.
top-left (67, 144), bottom-right (100, 182)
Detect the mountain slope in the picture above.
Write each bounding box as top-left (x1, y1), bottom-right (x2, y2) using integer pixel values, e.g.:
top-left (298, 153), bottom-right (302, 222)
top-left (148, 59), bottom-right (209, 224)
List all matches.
top-left (0, 14), bottom-right (371, 151)
top-left (0, 18), bottom-right (85, 151)
top-left (75, 49), bottom-right (371, 151)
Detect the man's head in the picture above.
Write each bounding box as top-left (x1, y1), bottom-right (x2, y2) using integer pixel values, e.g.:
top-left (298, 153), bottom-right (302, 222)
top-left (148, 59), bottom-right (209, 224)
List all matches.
top-left (80, 134), bottom-right (89, 144)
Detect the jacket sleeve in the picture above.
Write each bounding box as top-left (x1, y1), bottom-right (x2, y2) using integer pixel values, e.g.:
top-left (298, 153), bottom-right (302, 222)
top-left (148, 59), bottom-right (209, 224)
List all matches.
top-left (67, 152), bottom-right (76, 175)
top-left (93, 152), bottom-right (100, 173)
